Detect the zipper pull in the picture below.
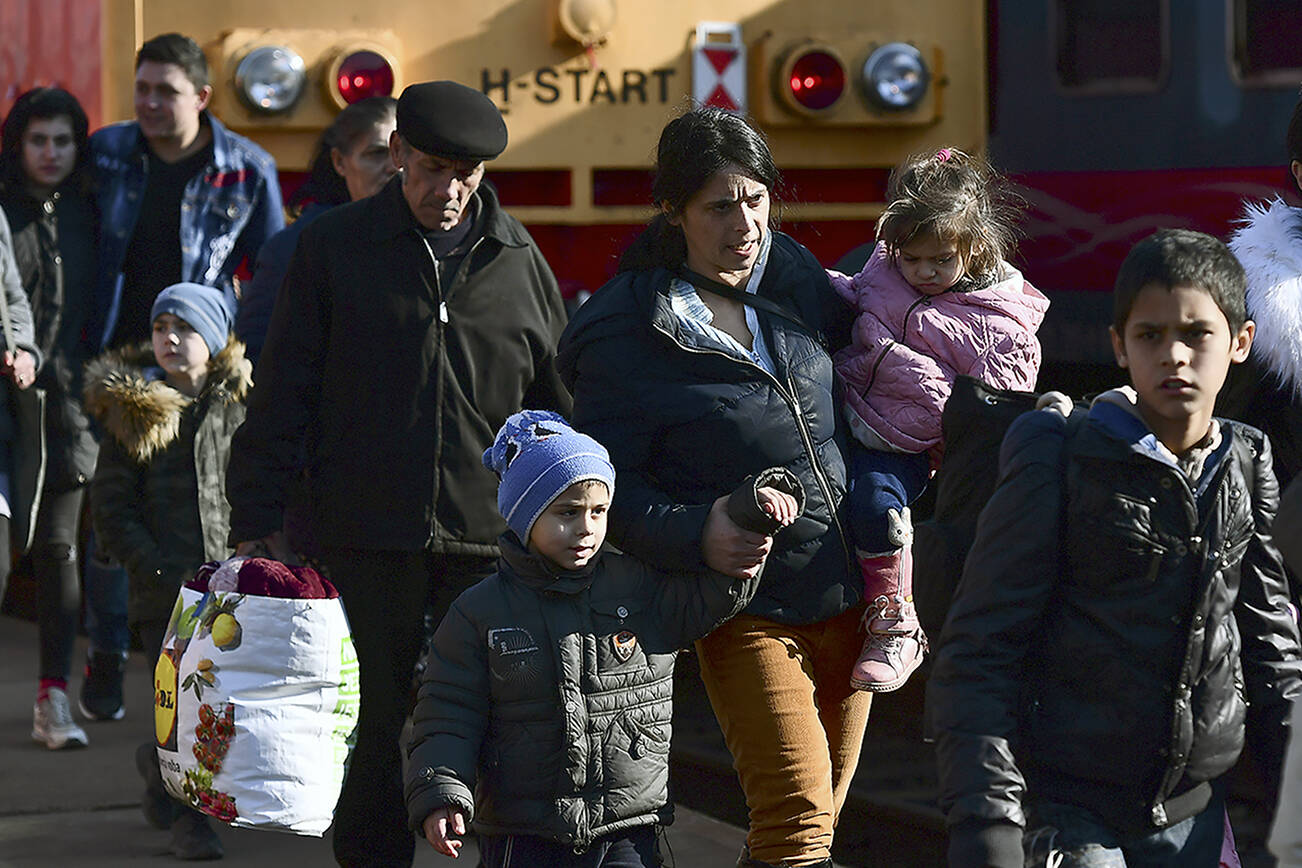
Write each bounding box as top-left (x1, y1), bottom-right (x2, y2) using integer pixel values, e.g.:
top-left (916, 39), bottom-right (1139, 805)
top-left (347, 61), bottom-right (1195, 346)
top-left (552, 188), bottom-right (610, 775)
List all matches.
top-left (439, 301), bottom-right (449, 323)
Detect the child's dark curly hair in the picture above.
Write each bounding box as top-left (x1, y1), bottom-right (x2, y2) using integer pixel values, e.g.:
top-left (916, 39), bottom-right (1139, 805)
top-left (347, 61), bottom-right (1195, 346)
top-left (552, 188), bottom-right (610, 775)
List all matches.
top-left (876, 148), bottom-right (1022, 283)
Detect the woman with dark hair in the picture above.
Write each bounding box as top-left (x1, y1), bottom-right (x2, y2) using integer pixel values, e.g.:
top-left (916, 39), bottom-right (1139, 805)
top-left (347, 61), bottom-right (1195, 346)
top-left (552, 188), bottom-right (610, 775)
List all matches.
top-left (557, 107), bottom-right (864, 868)
top-left (236, 96), bottom-right (397, 365)
top-left (0, 86), bottom-right (98, 749)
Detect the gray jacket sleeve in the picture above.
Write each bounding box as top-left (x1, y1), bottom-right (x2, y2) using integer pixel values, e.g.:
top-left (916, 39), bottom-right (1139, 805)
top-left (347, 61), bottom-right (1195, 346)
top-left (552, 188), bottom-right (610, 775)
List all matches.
top-left (0, 210), bottom-right (42, 369)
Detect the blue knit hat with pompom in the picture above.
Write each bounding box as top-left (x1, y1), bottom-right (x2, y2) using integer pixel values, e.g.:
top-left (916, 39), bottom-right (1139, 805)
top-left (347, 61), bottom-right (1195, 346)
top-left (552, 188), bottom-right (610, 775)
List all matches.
top-left (483, 410), bottom-right (616, 543)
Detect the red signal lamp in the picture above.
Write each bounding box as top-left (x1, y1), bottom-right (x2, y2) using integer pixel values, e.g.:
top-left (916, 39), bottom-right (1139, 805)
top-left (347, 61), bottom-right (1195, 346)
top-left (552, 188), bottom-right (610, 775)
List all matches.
top-left (779, 45), bottom-right (847, 114)
top-left (327, 48), bottom-right (398, 108)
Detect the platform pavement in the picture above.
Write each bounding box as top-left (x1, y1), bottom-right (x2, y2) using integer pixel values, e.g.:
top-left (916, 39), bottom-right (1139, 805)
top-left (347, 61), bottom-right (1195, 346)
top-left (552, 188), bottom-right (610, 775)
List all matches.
top-left (0, 614), bottom-right (749, 867)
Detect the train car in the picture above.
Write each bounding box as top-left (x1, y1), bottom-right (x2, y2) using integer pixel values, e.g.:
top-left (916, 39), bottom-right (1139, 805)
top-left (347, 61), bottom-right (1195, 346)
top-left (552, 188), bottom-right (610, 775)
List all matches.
top-left (3, 0), bottom-right (1302, 382)
top-left (992, 0), bottom-right (1302, 376)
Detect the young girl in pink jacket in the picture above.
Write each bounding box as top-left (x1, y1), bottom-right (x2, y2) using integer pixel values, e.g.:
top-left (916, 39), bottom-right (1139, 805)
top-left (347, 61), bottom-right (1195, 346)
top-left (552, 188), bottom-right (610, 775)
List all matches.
top-left (830, 148), bottom-right (1048, 693)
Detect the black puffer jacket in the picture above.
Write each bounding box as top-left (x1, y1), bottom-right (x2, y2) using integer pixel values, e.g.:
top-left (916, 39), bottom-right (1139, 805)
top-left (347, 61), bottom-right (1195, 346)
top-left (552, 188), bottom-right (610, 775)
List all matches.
top-left (0, 184), bottom-right (99, 490)
top-left (404, 533), bottom-right (758, 849)
top-left (226, 176), bottom-right (569, 554)
top-left (928, 397), bottom-right (1302, 864)
top-left (557, 231), bottom-right (856, 625)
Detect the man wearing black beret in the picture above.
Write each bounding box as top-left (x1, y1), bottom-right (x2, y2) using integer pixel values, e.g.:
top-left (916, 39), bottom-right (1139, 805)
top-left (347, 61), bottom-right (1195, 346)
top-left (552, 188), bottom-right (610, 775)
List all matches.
top-left (225, 80), bottom-right (570, 867)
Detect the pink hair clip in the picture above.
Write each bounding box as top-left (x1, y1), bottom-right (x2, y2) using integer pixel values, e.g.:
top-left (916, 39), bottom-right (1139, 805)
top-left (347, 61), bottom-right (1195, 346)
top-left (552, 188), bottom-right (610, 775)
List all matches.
top-left (936, 148), bottom-right (953, 162)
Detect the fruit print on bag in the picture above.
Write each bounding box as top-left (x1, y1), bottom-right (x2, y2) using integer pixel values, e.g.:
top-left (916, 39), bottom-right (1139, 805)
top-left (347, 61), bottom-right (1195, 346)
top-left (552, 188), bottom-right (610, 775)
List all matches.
top-left (184, 702), bottom-right (238, 821)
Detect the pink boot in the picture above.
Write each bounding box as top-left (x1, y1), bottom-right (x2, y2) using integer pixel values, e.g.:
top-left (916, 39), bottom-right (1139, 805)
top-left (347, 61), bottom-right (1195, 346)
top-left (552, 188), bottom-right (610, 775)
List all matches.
top-left (850, 510), bottom-right (927, 693)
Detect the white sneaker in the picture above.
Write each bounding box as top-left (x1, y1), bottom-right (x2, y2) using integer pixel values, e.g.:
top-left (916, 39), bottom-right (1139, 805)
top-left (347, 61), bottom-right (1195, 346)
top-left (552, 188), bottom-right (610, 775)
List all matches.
top-left (33, 687), bottom-right (89, 750)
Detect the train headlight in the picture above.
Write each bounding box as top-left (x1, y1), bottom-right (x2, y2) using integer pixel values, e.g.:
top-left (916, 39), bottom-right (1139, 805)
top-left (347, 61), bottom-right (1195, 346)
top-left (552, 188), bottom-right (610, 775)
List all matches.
top-left (328, 49), bottom-right (398, 108)
top-left (780, 45), bottom-right (847, 114)
top-left (234, 46), bottom-right (306, 114)
top-left (862, 42), bottom-right (929, 110)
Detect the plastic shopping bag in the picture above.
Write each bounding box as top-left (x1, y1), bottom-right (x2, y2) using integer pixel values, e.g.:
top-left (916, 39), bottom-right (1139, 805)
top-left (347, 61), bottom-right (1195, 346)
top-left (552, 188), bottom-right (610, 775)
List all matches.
top-left (154, 558), bottom-right (359, 835)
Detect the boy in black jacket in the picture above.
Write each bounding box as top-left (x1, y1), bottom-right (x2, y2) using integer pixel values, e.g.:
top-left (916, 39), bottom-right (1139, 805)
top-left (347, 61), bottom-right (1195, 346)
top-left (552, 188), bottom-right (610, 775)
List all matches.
top-left (928, 229), bottom-right (1302, 867)
top-left (405, 410), bottom-right (800, 867)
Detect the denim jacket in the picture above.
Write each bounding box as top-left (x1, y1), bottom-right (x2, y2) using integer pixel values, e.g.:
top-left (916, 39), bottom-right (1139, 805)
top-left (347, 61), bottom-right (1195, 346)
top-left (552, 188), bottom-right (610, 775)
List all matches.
top-left (89, 112), bottom-right (284, 349)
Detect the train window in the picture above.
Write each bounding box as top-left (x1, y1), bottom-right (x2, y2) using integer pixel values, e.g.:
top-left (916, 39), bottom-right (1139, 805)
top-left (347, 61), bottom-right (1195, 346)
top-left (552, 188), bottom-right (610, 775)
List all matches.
top-left (1231, 0), bottom-right (1302, 85)
top-left (1053, 0), bottom-right (1169, 93)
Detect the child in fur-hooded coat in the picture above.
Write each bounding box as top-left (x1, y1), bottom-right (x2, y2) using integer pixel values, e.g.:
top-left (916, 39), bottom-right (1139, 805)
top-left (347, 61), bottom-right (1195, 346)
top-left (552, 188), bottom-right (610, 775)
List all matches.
top-left (85, 284), bottom-right (251, 633)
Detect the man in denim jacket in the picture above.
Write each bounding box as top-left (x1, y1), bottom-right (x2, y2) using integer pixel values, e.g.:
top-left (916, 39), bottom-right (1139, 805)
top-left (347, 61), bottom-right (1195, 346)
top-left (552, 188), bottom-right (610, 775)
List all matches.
top-left (90, 32), bottom-right (283, 351)
top-left (79, 33), bottom-right (282, 748)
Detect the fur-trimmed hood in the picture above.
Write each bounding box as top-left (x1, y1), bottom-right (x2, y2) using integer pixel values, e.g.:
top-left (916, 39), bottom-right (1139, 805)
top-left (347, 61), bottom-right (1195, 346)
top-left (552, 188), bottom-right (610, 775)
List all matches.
top-left (1229, 197), bottom-right (1302, 398)
top-left (84, 337), bottom-right (252, 463)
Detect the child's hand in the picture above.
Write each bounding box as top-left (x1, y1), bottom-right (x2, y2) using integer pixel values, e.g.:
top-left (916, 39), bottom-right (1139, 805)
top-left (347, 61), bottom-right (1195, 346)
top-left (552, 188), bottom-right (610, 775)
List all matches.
top-left (422, 806), bottom-right (467, 858)
top-left (756, 486), bottom-right (800, 528)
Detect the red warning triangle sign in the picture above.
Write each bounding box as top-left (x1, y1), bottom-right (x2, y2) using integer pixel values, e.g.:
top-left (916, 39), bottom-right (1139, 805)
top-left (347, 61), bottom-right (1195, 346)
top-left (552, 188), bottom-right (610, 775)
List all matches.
top-left (704, 83), bottom-right (738, 111)
top-left (703, 48), bottom-right (736, 76)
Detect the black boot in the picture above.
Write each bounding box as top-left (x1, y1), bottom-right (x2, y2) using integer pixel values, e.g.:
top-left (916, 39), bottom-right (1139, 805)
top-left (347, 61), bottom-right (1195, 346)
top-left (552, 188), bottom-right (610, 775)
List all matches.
top-left (169, 808), bottom-right (224, 860)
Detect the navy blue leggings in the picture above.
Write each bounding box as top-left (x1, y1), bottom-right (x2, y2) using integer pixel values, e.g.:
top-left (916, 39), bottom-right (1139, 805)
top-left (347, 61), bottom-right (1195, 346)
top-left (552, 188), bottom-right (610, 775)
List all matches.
top-left (846, 448), bottom-right (930, 552)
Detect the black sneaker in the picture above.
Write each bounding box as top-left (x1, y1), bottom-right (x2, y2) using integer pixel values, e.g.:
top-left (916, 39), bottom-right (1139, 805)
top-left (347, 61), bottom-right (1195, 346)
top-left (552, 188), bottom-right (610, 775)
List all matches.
top-left (79, 650), bottom-right (127, 721)
top-left (169, 809), bottom-right (224, 860)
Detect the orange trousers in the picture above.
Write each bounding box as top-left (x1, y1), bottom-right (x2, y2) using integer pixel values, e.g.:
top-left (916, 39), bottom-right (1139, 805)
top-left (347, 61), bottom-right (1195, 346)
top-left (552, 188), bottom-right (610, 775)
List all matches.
top-left (695, 605), bottom-right (872, 867)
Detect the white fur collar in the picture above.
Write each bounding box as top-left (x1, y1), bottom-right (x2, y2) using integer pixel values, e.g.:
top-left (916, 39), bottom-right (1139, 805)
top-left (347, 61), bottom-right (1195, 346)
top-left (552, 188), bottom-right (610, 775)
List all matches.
top-left (1229, 197), bottom-right (1302, 397)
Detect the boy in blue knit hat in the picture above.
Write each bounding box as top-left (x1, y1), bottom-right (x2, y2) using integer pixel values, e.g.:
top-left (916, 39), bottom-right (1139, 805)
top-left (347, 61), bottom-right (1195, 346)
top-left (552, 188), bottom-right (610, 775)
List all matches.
top-left (405, 410), bottom-right (802, 867)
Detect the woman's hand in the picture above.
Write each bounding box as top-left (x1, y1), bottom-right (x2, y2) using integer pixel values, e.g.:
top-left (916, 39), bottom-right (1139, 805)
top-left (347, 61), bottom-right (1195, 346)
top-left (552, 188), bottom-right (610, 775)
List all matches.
top-left (233, 531), bottom-right (296, 563)
top-left (2, 350), bottom-right (36, 389)
top-left (422, 806), bottom-right (467, 857)
top-left (702, 495), bottom-right (773, 579)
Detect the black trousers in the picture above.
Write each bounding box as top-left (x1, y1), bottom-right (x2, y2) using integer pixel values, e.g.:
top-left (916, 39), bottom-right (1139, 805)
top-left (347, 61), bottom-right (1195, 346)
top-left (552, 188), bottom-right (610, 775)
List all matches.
top-left (324, 549), bottom-right (495, 868)
top-left (35, 486), bottom-right (86, 681)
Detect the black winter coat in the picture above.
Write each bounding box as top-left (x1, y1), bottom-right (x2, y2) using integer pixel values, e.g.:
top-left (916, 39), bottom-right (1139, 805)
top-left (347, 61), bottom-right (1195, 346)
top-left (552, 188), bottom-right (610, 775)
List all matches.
top-left (226, 176), bottom-right (569, 554)
top-left (928, 403), bottom-right (1302, 863)
top-left (0, 184), bottom-right (99, 491)
top-left (557, 232), bottom-right (857, 625)
top-left (86, 339), bottom-right (251, 626)
top-left (404, 533), bottom-right (758, 849)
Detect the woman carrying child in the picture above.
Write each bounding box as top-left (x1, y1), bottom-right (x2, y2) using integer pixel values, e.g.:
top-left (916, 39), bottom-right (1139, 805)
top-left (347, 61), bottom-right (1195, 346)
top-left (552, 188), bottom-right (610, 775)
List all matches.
top-left (86, 282), bottom-right (250, 861)
top-left (829, 148), bottom-right (1047, 692)
top-left (559, 107), bottom-right (861, 868)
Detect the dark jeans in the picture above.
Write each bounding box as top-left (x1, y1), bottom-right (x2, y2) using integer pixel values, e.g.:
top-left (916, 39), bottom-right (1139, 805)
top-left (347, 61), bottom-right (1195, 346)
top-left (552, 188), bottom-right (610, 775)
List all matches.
top-left (846, 448), bottom-right (930, 552)
top-left (1024, 782), bottom-right (1226, 868)
top-left (324, 549), bottom-right (495, 868)
top-left (478, 825), bottom-right (659, 868)
top-left (83, 528), bottom-right (130, 654)
top-left (34, 486), bottom-right (86, 681)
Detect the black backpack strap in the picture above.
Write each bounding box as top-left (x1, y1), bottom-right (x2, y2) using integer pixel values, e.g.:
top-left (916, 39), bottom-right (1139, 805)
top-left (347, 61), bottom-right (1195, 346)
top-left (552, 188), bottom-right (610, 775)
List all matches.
top-left (676, 267), bottom-right (818, 336)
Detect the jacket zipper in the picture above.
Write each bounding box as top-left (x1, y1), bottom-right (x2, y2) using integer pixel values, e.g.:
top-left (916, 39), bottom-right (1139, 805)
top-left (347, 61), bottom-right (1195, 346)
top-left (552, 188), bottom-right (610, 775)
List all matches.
top-left (417, 233), bottom-right (487, 548)
top-left (862, 294), bottom-right (932, 397)
top-left (650, 319), bottom-right (854, 575)
top-left (1151, 455), bottom-right (1233, 819)
top-left (785, 366), bottom-right (856, 578)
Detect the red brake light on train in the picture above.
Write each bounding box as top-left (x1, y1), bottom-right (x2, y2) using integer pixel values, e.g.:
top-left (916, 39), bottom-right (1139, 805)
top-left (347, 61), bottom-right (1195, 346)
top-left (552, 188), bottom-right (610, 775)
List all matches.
top-left (327, 49), bottom-right (397, 108)
top-left (779, 46), bottom-right (846, 114)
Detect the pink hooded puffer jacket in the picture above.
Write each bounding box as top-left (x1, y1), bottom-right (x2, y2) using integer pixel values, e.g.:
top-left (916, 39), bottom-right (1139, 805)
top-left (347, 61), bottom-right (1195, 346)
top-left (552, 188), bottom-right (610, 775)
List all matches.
top-left (830, 242), bottom-right (1048, 456)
